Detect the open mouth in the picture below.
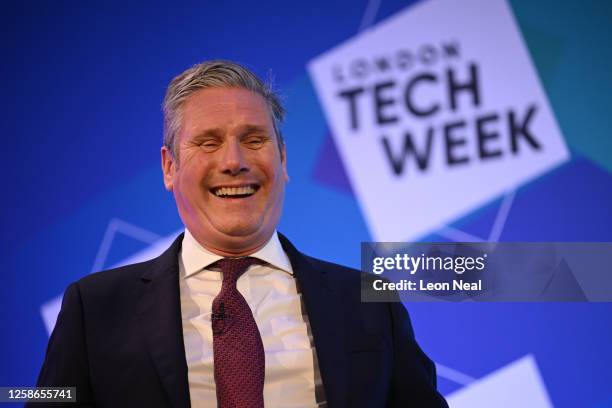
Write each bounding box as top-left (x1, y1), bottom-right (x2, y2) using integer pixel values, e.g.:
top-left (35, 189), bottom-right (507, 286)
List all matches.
top-left (211, 184), bottom-right (259, 199)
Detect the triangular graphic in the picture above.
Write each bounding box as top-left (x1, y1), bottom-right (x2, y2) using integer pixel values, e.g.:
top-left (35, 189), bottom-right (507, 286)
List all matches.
top-left (446, 355), bottom-right (553, 407)
top-left (40, 223), bottom-right (180, 336)
top-left (312, 131), bottom-right (354, 195)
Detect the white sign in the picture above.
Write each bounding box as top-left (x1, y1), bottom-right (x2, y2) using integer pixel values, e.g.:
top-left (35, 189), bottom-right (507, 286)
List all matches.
top-left (308, 0), bottom-right (569, 241)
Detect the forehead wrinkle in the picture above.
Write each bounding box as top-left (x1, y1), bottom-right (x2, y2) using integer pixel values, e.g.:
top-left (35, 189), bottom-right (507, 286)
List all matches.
top-left (193, 128), bottom-right (223, 139)
top-left (236, 124), bottom-right (269, 135)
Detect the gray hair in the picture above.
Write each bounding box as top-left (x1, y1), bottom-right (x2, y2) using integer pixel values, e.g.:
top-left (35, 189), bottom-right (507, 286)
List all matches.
top-left (162, 60), bottom-right (285, 161)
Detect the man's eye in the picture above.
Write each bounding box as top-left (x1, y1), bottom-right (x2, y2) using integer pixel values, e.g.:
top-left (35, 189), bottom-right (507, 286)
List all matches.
top-left (201, 140), bottom-right (220, 149)
top-left (245, 137), bottom-right (265, 147)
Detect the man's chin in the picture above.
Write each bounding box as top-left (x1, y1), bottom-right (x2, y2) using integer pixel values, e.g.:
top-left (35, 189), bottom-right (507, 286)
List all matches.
top-left (218, 226), bottom-right (261, 239)
top-left (210, 223), bottom-right (271, 245)
top-left (201, 228), bottom-right (271, 256)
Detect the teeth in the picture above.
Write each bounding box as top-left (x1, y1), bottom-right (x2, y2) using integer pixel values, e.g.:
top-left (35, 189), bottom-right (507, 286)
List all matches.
top-left (214, 186), bottom-right (256, 197)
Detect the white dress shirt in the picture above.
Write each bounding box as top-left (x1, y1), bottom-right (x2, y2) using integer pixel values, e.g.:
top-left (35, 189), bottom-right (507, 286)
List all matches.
top-left (179, 229), bottom-right (326, 407)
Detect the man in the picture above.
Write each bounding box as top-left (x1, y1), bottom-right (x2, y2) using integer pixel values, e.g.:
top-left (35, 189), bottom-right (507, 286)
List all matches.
top-left (32, 60), bottom-right (448, 407)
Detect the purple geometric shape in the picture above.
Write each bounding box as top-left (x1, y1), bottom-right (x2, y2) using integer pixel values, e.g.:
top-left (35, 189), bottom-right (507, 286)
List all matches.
top-left (312, 131), bottom-right (355, 196)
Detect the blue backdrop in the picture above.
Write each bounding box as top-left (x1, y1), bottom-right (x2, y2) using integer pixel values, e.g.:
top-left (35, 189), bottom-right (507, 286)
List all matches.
top-left (2, 0), bottom-right (611, 406)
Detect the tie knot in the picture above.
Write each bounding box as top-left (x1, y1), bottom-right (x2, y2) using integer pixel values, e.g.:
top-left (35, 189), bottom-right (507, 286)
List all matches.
top-left (213, 257), bottom-right (263, 284)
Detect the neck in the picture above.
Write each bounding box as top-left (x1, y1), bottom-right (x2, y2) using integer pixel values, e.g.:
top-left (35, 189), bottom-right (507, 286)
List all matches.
top-left (189, 229), bottom-right (273, 257)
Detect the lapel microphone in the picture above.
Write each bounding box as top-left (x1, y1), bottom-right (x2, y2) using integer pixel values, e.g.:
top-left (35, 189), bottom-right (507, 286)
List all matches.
top-left (212, 302), bottom-right (230, 336)
top-left (212, 302), bottom-right (228, 321)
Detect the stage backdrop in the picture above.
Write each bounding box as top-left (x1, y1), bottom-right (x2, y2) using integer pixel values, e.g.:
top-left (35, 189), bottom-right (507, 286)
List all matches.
top-left (2, 0), bottom-right (611, 406)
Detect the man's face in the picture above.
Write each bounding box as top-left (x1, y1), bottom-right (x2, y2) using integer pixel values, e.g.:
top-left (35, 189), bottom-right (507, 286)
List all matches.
top-left (161, 87), bottom-right (288, 255)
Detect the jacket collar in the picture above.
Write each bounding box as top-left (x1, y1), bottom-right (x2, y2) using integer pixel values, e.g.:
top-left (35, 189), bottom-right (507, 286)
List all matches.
top-left (137, 233), bottom-right (190, 408)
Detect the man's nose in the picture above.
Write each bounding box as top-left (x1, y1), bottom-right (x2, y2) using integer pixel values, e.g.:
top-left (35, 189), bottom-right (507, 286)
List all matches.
top-left (220, 140), bottom-right (249, 176)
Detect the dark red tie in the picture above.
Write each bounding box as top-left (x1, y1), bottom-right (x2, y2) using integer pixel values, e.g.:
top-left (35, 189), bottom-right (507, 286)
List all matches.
top-left (211, 257), bottom-right (265, 408)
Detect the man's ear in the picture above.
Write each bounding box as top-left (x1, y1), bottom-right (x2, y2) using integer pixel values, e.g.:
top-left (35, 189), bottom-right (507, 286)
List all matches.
top-left (281, 145), bottom-right (289, 183)
top-left (161, 146), bottom-right (175, 191)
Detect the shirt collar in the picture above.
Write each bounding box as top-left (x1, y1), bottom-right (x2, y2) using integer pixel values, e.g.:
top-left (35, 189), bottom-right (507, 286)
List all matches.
top-left (181, 229), bottom-right (293, 278)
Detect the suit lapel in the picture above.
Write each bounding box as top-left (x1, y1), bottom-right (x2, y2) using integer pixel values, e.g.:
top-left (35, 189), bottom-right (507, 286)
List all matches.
top-left (136, 234), bottom-right (190, 408)
top-left (279, 234), bottom-right (349, 408)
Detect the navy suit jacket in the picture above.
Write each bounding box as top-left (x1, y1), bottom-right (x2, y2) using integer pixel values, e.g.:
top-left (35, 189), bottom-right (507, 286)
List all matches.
top-left (32, 233), bottom-right (448, 407)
